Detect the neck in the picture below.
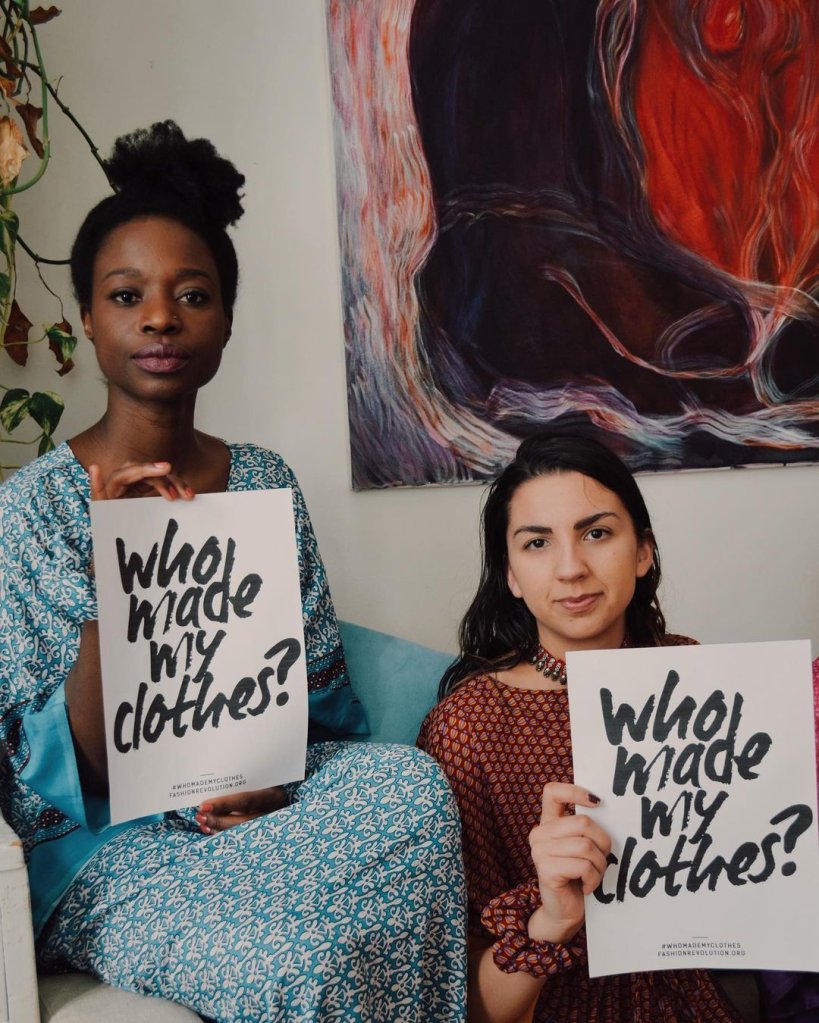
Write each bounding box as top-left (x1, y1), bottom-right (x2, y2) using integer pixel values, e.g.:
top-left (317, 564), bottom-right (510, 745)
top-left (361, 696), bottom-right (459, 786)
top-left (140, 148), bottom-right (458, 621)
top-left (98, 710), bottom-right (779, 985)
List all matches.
top-left (72, 393), bottom-right (201, 477)
top-left (537, 624), bottom-right (627, 663)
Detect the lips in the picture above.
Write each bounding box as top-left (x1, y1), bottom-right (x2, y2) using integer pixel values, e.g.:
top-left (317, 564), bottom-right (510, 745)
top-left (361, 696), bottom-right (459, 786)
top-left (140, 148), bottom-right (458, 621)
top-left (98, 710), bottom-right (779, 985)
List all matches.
top-left (132, 343), bottom-right (191, 374)
top-left (558, 593), bottom-right (601, 614)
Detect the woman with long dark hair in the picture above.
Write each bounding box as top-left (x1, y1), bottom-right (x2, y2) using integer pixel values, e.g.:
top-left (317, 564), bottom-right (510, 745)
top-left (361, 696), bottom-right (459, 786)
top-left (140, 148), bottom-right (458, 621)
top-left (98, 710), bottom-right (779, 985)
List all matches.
top-left (0, 121), bottom-right (465, 1022)
top-left (419, 432), bottom-right (743, 1022)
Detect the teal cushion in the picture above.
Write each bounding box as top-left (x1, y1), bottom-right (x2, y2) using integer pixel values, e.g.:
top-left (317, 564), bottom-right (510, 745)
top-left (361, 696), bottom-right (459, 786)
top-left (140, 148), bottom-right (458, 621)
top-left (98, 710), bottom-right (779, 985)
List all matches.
top-left (339, 621), bottom-right (454, 745)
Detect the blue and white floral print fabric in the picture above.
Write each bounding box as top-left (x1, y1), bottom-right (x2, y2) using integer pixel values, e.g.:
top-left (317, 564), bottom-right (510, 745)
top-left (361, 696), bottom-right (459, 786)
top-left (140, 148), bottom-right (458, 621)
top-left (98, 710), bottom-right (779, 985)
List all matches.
top-left (38, 742), bottom-right (467, 1023)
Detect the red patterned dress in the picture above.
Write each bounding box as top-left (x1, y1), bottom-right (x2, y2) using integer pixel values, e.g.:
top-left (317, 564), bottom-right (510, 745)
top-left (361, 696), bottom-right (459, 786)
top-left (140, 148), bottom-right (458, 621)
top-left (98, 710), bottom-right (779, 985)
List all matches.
top-left (418, 636), bottom-right (742, 1023)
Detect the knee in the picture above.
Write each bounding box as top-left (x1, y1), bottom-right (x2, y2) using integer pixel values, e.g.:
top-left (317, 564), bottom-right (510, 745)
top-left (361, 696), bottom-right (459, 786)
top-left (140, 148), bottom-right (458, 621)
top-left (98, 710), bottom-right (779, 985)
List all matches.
top-left (329, 742), bottom-right (457, 810)
top-left (372, 744), bottom-right (460, 824)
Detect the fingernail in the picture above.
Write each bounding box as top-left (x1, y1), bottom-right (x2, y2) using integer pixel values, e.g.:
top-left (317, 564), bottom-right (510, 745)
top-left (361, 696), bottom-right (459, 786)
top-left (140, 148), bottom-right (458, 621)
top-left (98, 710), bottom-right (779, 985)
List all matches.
top-left (153, 461), bottom-right (170, 468)
top-left (588, 792), bottom-right (601, 804)
top-left (195, 813), bottom-right (206, 825)
top-left (201, 825), bottom-right (212, 835)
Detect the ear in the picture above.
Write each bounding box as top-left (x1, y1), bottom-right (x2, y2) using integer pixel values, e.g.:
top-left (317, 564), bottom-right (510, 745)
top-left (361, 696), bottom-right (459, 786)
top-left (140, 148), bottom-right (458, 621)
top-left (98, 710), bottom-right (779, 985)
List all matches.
top-left (635, 531), bottom-right (654, 579)
top-left (81, 307), bottom-right (94, 343)
top-left (222, 313), bottom-right (233, 348)
top-left (506, 559), bottom-right (523, 599)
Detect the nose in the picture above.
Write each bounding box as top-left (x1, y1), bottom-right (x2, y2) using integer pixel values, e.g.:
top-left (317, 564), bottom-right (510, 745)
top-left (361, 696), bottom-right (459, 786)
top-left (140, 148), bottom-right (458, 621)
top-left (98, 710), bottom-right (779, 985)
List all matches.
top-left (140, 294), bottom-right (180, 335)
top-left (554, 541), bottom-right (588, 582)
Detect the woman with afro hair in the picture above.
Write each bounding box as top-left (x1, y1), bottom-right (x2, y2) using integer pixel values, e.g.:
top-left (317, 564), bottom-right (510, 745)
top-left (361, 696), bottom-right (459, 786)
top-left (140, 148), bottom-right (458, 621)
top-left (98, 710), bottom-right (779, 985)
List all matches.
top-left (0, 121), bottom-right (466, 1023)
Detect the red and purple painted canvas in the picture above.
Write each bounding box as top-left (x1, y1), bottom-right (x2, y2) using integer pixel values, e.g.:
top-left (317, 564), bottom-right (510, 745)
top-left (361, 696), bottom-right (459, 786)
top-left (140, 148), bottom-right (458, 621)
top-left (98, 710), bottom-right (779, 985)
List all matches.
top-left (327, 0), bottom-right (819, 488)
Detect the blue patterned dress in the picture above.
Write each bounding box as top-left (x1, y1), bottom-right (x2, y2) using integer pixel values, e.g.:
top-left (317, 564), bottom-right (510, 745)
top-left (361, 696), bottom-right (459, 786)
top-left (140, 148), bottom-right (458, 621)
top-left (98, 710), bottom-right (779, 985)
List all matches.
top-left (0, 443), bottom-right (466, 1022)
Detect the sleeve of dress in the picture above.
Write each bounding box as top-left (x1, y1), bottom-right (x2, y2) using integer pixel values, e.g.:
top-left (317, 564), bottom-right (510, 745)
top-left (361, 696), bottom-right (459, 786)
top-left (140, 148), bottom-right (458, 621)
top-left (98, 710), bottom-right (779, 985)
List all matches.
top-left (418, 700), bottom-right (511, 934)
top-left (0, 472), bottom-right (109, 832)
top-left (419, 696), bottom-right (585, 976)
top-left (269, 455), bottom-right (368, 741)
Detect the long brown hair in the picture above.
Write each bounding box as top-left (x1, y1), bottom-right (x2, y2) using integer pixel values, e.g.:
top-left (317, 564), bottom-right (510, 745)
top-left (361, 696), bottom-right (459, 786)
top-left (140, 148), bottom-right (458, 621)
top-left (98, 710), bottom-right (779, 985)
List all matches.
top-left (439, 432), bottom-right (666, 698)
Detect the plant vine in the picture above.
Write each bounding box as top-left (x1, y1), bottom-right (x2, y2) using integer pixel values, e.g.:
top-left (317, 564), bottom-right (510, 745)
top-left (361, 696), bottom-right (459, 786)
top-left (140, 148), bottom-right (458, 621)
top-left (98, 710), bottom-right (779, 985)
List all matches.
top-left (0, 0), bottom-right (111, 476)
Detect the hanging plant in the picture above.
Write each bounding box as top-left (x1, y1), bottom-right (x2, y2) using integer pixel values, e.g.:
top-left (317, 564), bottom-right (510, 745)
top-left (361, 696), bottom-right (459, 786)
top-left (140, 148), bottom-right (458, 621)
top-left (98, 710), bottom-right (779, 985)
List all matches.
top-left (0, 1), bottom-right (108, 476)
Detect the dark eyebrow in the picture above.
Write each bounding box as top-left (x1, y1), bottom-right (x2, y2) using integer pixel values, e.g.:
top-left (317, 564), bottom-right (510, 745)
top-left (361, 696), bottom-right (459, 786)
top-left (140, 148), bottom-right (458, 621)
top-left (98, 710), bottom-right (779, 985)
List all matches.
top-left (574, 511), bottom-right (620, 530)
top-left (512, 524), bottom-right (552, 538)
top-left (512, 511), bottom-right (620, 538)
top-left (100, 267), bottom-right (214, 283)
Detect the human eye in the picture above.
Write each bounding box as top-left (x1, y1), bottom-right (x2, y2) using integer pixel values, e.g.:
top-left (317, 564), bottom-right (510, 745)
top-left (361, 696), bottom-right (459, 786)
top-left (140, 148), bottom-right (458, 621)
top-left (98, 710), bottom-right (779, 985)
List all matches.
top-left (109, 288), bottom-right (140, 306)
top-left (523, 536), bottom-right (549, 550)
top-left (178, 288), bottom-right (211, 307)
top-left (584, 526), bottom-right (612, 541)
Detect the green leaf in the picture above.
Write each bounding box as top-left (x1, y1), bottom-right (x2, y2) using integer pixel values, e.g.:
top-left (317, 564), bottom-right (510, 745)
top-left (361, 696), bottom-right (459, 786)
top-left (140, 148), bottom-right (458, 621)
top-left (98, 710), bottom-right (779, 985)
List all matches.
top-left (0, 387), bottom-right (31, 433)
top-left (38, 432), bottom-right (55, 456)
top-left (46, 322), bottom-right (78, 374)
top-left (0, 272), bottom-right (10, 303)
top-left (27, 390), bottom-right (63, 435)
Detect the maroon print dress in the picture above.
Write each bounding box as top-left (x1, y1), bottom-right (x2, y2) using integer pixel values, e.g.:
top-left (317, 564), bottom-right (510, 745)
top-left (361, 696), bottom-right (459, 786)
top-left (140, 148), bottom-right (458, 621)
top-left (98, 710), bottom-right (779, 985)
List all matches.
top-left (418, 634), bottom-right (742, 1023)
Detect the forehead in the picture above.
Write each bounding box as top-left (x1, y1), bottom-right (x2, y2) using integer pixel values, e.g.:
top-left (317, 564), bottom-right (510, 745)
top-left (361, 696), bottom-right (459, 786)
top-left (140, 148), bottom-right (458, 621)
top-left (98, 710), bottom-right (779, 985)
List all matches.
top-left (93, 215), bottom-right (218, 278)
top-left (507, 471), bottom-right (628, 527)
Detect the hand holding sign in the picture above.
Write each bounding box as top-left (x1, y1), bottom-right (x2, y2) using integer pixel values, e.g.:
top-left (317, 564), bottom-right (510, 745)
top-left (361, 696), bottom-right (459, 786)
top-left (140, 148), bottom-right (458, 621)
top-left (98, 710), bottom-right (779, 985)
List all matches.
top-left (89, 460), bottom-right (195, 502)
top-left (196, 785), bottom-right (288, 834)
top-left (527, 782), bottom-right (611, 943)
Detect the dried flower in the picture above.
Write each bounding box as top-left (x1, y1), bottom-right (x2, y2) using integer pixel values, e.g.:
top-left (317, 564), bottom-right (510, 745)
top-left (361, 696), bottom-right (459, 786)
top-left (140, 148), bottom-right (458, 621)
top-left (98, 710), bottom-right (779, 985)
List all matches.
top-left (0, 116), bottom-right (28, 187)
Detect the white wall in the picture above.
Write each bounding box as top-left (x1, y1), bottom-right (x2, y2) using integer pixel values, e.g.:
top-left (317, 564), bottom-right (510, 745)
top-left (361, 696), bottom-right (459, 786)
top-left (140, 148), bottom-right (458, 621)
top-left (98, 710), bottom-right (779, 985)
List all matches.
top-left (7, 0), bottom-right (817, 656)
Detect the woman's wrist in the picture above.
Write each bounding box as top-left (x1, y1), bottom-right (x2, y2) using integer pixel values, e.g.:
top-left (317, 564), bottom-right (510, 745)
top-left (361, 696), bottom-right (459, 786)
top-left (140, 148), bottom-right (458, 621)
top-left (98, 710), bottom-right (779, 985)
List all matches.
top-left (481, 882), bottom-right (586, 977)
top-left (527, 904), bottom-right (583, 945)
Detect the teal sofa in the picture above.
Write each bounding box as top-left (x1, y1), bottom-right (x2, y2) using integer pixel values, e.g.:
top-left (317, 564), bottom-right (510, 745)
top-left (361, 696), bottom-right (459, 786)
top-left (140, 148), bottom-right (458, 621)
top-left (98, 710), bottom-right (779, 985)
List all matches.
top-left (340, 621), bottom-right (453, 744)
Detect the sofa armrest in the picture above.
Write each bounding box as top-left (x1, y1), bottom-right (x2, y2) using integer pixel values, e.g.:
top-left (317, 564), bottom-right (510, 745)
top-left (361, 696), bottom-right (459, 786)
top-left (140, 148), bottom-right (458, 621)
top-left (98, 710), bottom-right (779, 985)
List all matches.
top-left (0, 813), bottom-right (41, 1022)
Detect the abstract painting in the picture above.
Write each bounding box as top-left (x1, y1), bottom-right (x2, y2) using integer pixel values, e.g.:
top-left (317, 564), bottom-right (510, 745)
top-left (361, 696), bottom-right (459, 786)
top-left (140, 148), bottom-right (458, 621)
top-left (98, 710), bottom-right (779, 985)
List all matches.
top-left (327, 0), bottom-right (819, 488)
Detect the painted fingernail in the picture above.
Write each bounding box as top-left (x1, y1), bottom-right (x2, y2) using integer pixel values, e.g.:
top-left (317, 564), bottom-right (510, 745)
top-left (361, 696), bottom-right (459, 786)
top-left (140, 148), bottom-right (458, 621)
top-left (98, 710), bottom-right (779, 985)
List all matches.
top-left (588, 792), bottom-right (601, 804)
top-left (201, 825), bottom-right (212, 835)
top-left (195, 813), bottom-right (206, 825)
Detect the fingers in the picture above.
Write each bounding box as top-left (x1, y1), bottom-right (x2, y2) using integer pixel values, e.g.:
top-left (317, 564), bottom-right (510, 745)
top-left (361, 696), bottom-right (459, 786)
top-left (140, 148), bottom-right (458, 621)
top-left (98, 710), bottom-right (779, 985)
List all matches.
top-left (87, 461), bottom-right (196, 502)
top-left (540, 781), bottom-right (600, 823)
top-left (88, 464), bottom-right (106, 502)
top-left (197, 810), bottom-right (257, 834)
top-left (200, 787), bottom-right (287, 817)
top-left (160, 471), bottom-right (196, 502)
top-left (533, 782), bottom-right (611, 898)
top-left (530, 815), bottom-right (612, 894)
top-left (196, 787), bottom-right (288, 834)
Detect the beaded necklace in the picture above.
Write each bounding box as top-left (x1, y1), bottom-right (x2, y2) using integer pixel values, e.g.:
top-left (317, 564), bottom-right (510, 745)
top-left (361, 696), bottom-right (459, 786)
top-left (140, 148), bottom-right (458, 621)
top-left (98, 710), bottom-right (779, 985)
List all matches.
top-left (529, 644), bottom-right (567, 686)
top-left (529, 635), bottom-right (631, 685)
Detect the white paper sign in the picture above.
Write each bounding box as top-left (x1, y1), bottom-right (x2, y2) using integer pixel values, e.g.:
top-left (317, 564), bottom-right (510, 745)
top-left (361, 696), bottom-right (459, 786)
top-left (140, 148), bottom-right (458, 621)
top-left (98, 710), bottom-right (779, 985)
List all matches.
top-left (91, 490), bottom-right (308, 824)
top-left (568, 641), bottom-right (819, 977)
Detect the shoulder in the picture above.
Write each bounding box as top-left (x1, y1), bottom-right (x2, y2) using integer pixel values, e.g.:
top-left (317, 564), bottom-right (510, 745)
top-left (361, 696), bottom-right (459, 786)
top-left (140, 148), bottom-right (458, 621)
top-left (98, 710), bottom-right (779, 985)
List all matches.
top-left (0, 444), bottom-right (88, 537)
top-left (1, 442), bottom-right (82, 498)
top-left (419, 675), bottom-right (497, 744)
top-left (0, 446), bottom-right (93, 619)
top-left (227, 442), bottom-right (301, 492)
